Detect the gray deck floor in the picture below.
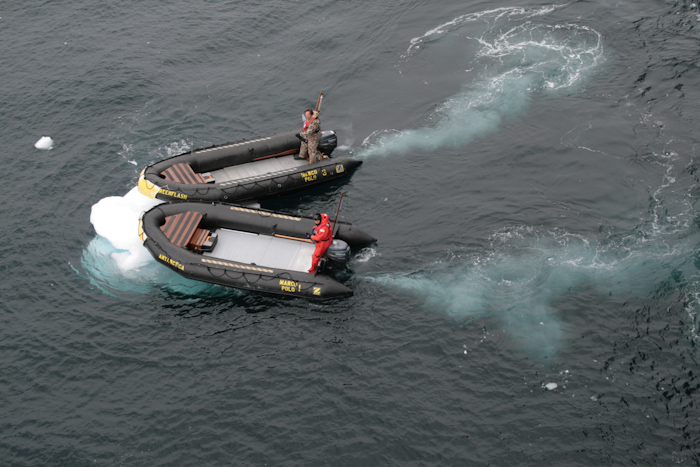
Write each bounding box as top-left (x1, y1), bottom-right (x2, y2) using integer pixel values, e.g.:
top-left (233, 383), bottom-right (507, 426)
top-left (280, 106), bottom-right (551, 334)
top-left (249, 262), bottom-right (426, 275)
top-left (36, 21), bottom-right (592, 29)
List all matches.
top-left (209, 155), bottom-right (310, 185)
top-left (203, 228), bottom-right (315, 272)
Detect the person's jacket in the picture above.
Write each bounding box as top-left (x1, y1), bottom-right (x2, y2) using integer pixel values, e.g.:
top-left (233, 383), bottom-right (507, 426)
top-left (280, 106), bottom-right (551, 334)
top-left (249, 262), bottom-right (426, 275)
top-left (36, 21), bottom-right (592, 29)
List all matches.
top-left (311, 213), bottom-right (333, 250)
top-left (301, 112), bottom-right (321, 141)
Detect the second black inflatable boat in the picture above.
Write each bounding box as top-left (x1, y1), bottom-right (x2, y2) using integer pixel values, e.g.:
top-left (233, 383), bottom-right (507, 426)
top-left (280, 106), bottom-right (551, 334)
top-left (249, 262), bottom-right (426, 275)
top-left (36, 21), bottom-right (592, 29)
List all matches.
top-left (138, 202), bottom-right (376, 300)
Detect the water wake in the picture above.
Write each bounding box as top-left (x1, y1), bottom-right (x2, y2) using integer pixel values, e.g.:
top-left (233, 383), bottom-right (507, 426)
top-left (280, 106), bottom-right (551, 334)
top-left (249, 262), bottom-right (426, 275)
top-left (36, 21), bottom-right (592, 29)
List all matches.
top-left (359, 6), bottom-right (603, 157)
top-left (372, 224), bottom-right (700, 358)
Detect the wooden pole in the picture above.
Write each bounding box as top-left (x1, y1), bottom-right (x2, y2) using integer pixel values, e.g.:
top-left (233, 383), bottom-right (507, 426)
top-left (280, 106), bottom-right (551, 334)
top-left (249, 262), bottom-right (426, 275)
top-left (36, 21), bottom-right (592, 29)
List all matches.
top-left (273, 233), bottom-right (313, 243)
top-left (331, 192), bottom-right (345, 234)
top-left (315, 91), bottom-right (323, 112)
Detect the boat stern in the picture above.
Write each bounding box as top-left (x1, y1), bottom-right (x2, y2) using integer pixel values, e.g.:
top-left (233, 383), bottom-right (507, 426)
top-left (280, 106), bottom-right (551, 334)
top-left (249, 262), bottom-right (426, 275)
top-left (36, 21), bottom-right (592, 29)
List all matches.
top-left (312, 279), bottom-right (353, 299)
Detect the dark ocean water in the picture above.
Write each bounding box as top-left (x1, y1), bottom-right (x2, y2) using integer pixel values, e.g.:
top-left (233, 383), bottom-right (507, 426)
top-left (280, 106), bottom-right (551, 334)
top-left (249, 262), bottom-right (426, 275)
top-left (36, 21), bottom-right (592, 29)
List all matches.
top-left (3, 0), bottom-right (700, 464)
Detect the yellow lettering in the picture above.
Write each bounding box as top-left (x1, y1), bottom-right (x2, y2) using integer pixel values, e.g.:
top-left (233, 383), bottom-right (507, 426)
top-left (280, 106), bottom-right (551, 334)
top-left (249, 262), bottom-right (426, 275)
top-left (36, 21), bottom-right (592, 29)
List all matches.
top-left (301, 169), bottom-right (319, 183)
top-left (159, 189), bottom-right (188, 200)
top-left (279, 279), bottom-right (299, 292)
top-left (158, 254), bottom-right (184, 271)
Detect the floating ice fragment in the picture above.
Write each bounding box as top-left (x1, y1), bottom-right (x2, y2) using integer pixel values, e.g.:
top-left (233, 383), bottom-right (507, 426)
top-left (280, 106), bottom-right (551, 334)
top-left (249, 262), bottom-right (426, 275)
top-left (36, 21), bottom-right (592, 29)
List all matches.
top-left (544, 382), bottom-right (558, 390)
top-left (34, 136), bottom-right (54, 150)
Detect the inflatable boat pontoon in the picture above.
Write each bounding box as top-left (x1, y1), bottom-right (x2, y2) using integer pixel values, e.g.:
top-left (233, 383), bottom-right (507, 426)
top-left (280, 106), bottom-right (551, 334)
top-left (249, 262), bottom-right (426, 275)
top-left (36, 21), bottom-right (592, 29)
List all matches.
top-left (138, 130), bottom-right (361, 203)
top-left (138, 202), bottom-right (376, 300)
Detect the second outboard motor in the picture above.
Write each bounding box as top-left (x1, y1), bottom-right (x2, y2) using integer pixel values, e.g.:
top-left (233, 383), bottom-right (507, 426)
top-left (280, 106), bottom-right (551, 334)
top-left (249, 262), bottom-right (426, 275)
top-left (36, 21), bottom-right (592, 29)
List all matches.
top-left (318, 130), bottom-right (338, 156)
top-left (322, 239), bottom-right (351, 271)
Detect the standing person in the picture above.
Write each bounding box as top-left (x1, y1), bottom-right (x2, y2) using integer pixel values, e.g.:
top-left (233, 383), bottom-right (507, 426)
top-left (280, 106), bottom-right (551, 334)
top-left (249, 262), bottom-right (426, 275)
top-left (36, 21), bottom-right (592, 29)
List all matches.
top-left (308, 212), bottom-right (333, 274)
top-left (296, 108), bottom-right (321, 163)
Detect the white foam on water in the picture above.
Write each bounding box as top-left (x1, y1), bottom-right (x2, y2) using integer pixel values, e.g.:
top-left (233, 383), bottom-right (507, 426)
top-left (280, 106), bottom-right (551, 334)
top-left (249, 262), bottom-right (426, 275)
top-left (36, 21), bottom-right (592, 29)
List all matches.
top-left (34, 136), bottom-right (54, 150)
top-left (370, 218), bottom-right (700, 359)
top-left (359, 6), bottom-right (603, 158)
top-left (352, 247), bottom-right (378, 263)
top-left (372, 271), bottom-right (490, 322)
top-left (404, 6), bottom-right (561, 57)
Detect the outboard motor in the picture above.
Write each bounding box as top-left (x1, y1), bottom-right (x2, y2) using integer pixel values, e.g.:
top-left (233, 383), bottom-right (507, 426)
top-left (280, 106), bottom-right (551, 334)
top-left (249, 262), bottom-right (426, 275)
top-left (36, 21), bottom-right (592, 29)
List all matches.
top-left (322, 239), bottom-right (351, 271)
top-left (318, 130), bottom-right (338, 156)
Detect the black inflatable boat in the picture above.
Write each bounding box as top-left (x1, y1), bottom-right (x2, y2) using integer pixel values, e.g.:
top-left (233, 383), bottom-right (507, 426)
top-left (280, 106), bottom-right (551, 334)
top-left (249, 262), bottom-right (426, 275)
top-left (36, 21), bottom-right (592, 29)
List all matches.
top-left (138, 202), bottom-right (376, 300)
top-left (138, 130), bottom-right (361, 203)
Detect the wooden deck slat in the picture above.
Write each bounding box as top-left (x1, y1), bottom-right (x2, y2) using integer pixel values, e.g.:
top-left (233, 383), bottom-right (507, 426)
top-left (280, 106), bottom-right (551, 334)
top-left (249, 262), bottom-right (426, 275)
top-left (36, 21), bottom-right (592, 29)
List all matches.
top-left (161, 163), bottom-right (206, 184)
top-left (161, 211), bottom-right (203, 247)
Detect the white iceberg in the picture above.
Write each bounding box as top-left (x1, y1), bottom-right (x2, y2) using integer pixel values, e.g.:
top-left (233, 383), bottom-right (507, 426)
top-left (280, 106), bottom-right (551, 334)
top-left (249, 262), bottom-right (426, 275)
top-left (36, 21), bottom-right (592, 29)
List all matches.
top-left (90, 187), bottom-right (163, 270)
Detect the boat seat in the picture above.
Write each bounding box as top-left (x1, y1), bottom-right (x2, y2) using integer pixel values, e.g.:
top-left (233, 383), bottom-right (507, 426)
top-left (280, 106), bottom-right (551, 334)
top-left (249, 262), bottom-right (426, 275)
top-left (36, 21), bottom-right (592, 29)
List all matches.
top-left (188, 227), bottom-right (217, 253)
top-left (161, 163), bottom-right (206, 184)
top-left (161, 211), bottom-right (207, 249)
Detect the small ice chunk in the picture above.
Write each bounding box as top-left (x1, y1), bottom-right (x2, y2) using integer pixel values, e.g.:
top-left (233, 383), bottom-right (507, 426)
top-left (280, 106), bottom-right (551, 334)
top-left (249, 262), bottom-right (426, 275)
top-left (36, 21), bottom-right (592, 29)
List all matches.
top-left (35, 136), bottom-right (54, 150)
top-left (544, 382), bottom-right (558, 390)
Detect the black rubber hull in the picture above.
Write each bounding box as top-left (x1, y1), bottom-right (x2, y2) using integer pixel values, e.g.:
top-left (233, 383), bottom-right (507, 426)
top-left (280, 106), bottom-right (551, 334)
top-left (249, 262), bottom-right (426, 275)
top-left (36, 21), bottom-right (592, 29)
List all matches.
top-left (138, 130), bottom-right (361, 203)
top-left (139, 202), bottom-right (376, 300)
